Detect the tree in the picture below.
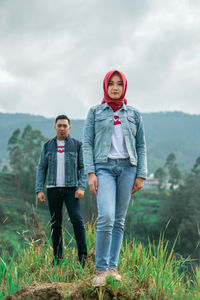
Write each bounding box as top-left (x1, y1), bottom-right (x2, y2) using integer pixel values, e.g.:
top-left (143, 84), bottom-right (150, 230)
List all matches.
top-left (2, 165), bottom-right (8, 173)
top-left (159, 156), bottom-right (200, 259)
top-left (8, 125), bottom-right (46, 202)
top-left (154, 167), bottom-right (167, 191)
top-left (165, 153), bottom-right (182, 190)
top-left (191, 156), bottom-right (200, 176)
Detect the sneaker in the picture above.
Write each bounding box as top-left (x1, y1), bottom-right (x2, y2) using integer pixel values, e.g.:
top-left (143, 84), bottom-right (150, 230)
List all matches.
top-left (92, 270), bottom-right (108, 287)
top-left (108, 268), bottom-right (122, 281)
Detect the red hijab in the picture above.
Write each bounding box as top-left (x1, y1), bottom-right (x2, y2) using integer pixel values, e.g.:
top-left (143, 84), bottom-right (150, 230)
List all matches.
top-left (101, 69), bottom-right (127, 112)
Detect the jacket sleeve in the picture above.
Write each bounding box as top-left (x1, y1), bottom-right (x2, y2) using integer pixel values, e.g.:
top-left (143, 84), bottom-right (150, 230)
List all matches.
top-left (82, 107), bottom-right (95, 174)
top-left (77, 143), bottom-right (88, 190)
top-left (35, 144), bottom-right (48, 193)
top-left (135, 114), bottom-right (148, 179)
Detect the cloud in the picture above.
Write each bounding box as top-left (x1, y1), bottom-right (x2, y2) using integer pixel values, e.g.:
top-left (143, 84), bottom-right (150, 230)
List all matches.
top-left (0, 0), bottom-right (200, 118)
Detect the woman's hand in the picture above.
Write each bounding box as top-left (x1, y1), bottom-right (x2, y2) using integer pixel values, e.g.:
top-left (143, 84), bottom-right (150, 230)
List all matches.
top-left (88, 173), bottom-right (98, 196)
top-left (132, 177), bottom-right (144, 194)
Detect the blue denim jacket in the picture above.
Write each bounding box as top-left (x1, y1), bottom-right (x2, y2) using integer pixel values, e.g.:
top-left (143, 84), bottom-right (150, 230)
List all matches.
top-left (35, 135), bottom-right (87, 193)
top-left (83, 103), bottom-right (147, 179)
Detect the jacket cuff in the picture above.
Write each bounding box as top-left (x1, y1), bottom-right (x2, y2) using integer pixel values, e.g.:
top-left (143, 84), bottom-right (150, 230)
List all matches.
top-left (84, 166), bottom-right (95, 175)
top-left (136, 172), bottom-right (147, 180)
top-left (77, 185), bottom-right (86, 191)
top-left (35, 188), bottom-right (44, 193)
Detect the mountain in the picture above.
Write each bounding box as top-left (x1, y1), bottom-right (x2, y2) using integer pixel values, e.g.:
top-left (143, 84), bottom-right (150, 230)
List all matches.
top-left (0, 111), bottom-right (200, 173)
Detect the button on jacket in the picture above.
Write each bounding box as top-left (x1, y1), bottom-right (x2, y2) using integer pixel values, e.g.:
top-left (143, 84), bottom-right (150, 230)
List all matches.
top-left (35, 135), bottom-right (87, 193)
top-left (83, 102), bottom-right (147, 179)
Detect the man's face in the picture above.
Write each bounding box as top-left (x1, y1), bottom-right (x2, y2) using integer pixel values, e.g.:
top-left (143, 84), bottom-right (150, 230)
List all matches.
top-left (54, 119), bottom-right (71, 140)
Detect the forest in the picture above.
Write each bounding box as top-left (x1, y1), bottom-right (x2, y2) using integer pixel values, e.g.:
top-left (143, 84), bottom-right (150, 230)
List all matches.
top-left (1, 123), bottom-right (200, 264)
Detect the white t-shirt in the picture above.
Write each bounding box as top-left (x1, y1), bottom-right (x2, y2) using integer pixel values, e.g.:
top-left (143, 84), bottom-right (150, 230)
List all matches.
top-left (108, 110), bottom-right (129, 159)
top-left (47, 140), bottom-right (65, 188)
top-left (56, 140), bottom-right (65, 186)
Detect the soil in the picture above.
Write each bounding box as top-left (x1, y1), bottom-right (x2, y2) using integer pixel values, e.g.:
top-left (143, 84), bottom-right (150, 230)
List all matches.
top-left (4, 281), bottom-right (85, 300)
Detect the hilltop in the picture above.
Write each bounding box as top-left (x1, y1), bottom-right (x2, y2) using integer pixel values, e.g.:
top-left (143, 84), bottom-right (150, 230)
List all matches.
top-left (1, 224), bottom-right (200, 299)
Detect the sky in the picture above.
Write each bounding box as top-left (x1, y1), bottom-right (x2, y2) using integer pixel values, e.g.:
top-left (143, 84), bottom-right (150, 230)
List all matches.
top-left (0, 0), bottom-right (200, 119)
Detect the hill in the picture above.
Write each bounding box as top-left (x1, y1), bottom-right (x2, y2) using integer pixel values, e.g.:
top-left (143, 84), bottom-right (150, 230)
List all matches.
top-left (1, 223), bottom-right (200, 299)
top-left (0, 111), bottom-right (200, 173)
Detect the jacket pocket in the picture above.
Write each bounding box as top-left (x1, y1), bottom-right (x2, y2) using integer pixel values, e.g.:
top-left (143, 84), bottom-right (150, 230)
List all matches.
top-left (95, 115), bottom-right (111, 132)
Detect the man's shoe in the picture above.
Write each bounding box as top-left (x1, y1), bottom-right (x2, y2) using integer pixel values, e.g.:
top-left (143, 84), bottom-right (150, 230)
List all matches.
top-left (108, 267), bottom-right (122, 281)
top-left (92, 270), bottom-right (108, 287)
top-left (51, 256), bottom-right (63, 266)
top-left (79, 255), bottom-right (87, 268)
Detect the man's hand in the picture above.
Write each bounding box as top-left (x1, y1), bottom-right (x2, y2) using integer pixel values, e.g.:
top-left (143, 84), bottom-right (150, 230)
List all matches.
top-left (88, 173), bottom-right (98, 196)
top-left (132, 177), bottom-right (145, 194)
top-left (75, 189), bottom-right (85, 199)
top-left (37, 191), bottom-right (46, 202)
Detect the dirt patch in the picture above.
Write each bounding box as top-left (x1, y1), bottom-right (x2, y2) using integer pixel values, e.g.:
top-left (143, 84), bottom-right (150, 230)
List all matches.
top-left (4, 281), bottom-right (85, 300)
top-left (4, 281), bottom-right (149, 300)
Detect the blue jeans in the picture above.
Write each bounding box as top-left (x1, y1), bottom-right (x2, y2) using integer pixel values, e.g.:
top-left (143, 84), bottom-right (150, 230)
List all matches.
top-left (95, 158), bottom-right (137, 270)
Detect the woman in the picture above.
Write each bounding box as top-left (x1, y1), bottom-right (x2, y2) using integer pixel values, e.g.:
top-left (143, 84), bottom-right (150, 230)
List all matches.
top-left (83, 70), bottom-right (147, 286)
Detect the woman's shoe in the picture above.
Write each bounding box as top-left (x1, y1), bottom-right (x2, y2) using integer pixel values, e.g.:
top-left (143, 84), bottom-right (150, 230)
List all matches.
top-left (92, 270), bottom-right (108, 287)
top-left (108, 267), bottom-right (122, 281)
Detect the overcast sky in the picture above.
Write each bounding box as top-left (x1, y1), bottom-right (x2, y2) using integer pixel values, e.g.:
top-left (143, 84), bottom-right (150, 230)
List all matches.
top-left (0, 0), bottom-right (199, 119)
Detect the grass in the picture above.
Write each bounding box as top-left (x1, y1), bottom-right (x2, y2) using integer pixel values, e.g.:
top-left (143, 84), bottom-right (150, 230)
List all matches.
top-left (0, 224), bottom-right (200, 299)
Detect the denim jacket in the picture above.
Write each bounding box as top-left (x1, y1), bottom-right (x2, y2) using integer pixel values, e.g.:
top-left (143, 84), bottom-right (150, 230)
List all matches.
top-left (83, 103), bottom-right (147, 179)
top-left (35, 135), bottom-right (87, 193)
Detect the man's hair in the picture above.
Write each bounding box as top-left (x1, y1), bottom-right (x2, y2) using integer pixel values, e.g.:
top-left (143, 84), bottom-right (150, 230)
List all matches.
top-left (55, 115), bottom-right (70, 124)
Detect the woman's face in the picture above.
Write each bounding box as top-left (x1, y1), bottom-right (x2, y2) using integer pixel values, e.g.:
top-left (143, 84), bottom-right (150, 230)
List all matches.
top-left (107, 73), bottom-right (123, 100)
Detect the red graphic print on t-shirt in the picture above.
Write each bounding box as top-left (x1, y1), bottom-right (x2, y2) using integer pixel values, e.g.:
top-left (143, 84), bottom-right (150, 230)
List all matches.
top-left (57, 146), bottom-right (64, 153)
top-left (114, 115), bottom-right (121, 126)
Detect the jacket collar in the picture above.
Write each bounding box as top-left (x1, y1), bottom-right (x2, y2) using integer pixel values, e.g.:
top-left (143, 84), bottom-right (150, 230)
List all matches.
top-left (53, 134), bottom-right (70, 142)
top-left (101, 102), bottom-right (127, 111)
top-left (121, 103), bottom-right (127, 111)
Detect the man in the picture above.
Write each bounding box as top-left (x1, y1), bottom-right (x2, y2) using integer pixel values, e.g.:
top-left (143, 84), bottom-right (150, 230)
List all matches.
top-left (35, 115), bottom-right (87, 266)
